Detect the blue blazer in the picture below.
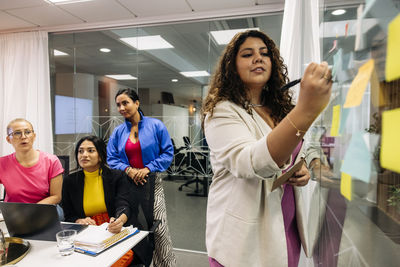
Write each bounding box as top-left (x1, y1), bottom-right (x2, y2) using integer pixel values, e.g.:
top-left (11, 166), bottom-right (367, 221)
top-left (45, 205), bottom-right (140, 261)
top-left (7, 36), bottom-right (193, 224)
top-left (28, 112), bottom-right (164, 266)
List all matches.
top-left (107, 115), bottom-right (174, 172)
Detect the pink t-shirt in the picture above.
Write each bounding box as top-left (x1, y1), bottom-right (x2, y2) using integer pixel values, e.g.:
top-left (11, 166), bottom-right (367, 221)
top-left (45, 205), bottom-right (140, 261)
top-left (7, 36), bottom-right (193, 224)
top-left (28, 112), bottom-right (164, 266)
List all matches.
top-left (0, 151), bottom-right (64, 203)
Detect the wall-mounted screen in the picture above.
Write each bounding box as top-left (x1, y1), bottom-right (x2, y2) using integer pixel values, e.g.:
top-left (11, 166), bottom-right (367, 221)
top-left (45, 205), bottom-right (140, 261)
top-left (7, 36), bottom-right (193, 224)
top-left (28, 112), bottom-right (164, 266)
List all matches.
top-left (55, 95), bottom-right (93, 134)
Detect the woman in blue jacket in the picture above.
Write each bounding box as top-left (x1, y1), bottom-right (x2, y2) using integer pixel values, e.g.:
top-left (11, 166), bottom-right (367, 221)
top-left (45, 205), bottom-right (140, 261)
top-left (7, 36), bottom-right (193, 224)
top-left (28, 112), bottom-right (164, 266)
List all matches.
top-left (107, 88), bottom-right (176, 267)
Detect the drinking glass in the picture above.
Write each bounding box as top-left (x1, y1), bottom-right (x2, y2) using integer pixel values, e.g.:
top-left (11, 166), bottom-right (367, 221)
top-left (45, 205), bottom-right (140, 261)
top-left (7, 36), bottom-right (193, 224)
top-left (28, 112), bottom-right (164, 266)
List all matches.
top-left (56, 229), bottom-right (77, 256)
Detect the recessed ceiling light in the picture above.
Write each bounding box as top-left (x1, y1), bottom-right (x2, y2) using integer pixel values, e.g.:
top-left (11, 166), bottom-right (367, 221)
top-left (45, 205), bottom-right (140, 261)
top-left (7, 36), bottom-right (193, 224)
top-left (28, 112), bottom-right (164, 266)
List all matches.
top-left (171, 79), bottom-right (178, 82)
top-left (105, 74), bottom-right (137, 80)
top-left (53, 49), bottom-right (68, 56)
top-left (46, 0), bottom-right (94, 4)
top-left (210, 28), bottom-right (260, 45)
top-left (120, 35), bottom-right (174, 50)
top-left (332, 9), bottom-right (346, 16)
top-left (180, 71), bottom-right (210, 77)
top-left (99, 48), bottom-right (111, 53)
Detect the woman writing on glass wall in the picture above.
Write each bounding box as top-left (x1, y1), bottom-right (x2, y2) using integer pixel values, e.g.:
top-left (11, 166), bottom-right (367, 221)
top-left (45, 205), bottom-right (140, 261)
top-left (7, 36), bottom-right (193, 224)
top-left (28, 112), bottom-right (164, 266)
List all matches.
top-left (107, 88), bottom-right (176, 267)
top-left (202, 30), bottom-right (332, 267)
top-left (62, 135), bottom-right (136, 267)
top-left (0, 118), bottom-right (63, 206)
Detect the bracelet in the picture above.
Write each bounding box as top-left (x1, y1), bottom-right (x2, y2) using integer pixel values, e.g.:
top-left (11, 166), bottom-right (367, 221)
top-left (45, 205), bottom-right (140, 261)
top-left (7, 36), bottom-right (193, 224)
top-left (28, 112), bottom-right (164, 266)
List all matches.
top-left (286, 116), bottom-right (306, 137)
top-left (125, 167), bottom-right (132, 175)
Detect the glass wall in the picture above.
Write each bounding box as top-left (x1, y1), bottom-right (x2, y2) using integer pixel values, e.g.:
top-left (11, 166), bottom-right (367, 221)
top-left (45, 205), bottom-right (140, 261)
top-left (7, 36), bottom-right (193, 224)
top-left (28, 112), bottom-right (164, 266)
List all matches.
top-left (49, 13), bottom-right (283, 252)
top-left (313, 0), bottom-right (400, 266)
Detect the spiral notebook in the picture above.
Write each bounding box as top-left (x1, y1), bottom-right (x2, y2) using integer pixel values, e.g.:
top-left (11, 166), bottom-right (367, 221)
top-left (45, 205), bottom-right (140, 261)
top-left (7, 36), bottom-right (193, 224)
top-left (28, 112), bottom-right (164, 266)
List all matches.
top-left (74, 223), bottom-right (139, 256)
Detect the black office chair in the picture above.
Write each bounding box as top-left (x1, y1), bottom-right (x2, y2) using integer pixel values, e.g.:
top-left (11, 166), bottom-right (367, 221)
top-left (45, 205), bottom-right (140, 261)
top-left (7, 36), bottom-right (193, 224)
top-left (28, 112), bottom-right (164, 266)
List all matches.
top-left (127, 173), bottom-right (160, 267)
top-left (178, 137), bottom-right (211, 197)
top-left (166, 138), bottom-right (187, 179)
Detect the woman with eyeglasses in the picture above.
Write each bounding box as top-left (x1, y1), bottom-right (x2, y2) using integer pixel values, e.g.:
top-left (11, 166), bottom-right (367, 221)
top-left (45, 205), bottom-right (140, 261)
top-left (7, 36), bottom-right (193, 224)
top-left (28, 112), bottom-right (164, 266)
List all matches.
top-left (0, 118), bottom-right (63, 205)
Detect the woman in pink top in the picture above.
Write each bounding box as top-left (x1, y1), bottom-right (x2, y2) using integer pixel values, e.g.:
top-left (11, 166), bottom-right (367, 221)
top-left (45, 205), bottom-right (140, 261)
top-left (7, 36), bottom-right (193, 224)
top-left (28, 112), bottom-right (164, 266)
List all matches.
top-left (0, 118), bottom-right (63, 205)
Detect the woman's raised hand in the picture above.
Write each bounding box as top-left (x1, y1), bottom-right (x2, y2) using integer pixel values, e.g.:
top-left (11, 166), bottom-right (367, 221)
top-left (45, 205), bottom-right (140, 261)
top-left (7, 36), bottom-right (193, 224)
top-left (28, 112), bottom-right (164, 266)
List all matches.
top-left (297, 62), bottom-right (332, 118)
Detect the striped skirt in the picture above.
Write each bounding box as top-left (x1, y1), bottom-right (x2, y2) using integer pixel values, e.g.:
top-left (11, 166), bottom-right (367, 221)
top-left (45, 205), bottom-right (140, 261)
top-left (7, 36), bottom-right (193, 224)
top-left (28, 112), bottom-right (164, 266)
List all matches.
top-left (152, 174), bottom-right (177, 267)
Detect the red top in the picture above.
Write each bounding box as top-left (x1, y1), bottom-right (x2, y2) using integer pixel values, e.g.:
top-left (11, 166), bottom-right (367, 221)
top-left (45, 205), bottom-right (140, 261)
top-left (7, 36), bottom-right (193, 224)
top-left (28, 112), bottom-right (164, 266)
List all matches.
top-left (125, 138), bottom-right (145, 169)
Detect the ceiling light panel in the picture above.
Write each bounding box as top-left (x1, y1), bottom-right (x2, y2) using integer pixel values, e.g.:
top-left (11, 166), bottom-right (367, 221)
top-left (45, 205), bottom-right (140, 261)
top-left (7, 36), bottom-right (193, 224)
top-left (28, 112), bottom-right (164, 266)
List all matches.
top-left (53, 49), bottom-right (68, 56)
top-left (120, 35), bottom-right (174, 50)
top-left (210, 28), bottom-right (259, 45)
top-left (105, 74), bottom-right (137, 80)
top-left (180, 71), bottom-right (210, 77)
top-left (332, 9), bottom-right (346, 16)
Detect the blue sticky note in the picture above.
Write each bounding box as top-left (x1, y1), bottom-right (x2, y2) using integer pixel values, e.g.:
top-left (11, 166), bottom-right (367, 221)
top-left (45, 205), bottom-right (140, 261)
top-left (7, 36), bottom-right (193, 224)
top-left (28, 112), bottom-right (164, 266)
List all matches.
top-left (340, 132), bottom-right (372, 182)
top-left (339, 107), bottom-right (351, 135)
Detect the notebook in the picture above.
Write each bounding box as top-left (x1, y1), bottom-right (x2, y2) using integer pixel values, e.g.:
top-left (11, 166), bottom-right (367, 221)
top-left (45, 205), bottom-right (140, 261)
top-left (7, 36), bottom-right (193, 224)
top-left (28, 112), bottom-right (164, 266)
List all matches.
top-left (271, 158), bottom-right (305, 191)
top-left (74, 223), bottom-right (139, 256)
top-left (0, 202), bottom-right (87, 241)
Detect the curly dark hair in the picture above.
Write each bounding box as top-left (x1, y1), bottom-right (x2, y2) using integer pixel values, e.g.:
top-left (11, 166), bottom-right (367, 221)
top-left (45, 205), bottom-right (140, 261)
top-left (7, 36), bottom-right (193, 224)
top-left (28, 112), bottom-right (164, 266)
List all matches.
top-left (202, 30), bottom-right (294, 128)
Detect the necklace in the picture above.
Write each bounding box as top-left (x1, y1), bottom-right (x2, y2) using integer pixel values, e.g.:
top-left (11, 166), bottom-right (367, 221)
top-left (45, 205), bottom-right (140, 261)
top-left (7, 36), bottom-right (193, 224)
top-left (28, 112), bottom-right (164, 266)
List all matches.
top-left (249, 103), bottom-right (264, 107)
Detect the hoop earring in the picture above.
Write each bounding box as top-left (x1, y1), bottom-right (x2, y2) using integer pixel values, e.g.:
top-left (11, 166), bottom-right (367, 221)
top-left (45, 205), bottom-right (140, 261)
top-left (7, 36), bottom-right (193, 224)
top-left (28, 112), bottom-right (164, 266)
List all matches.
top-left (263, 84), bottom-right (269, 91)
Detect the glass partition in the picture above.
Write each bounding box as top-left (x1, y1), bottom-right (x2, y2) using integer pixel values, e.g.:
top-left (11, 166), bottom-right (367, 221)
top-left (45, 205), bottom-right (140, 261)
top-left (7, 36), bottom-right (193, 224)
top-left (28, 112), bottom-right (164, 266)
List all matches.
top-left (49, 14), bottom-right (283, 253)
top-left (313, 1), bottom-right (400, 266)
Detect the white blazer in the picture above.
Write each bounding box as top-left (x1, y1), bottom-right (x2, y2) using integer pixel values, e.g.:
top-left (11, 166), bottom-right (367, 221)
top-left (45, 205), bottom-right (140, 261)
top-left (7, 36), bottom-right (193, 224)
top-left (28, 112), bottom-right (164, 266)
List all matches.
top-left (204, 101), bottom-right (314, 267)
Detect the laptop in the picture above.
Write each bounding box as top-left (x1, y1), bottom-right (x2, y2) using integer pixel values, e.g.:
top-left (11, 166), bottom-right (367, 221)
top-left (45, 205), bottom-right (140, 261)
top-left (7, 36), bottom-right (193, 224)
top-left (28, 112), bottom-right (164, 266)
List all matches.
top-left (0, 202), bottom-right (87, 241)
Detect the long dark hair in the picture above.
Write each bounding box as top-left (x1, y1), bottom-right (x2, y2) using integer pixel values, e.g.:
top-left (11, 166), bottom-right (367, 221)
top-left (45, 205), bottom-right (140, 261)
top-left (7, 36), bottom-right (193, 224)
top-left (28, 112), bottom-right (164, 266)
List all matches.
top-left (75, 135), bottom-right (107, 170)
top-left (202, 30), bottom-right (294, 128)
top-left (115, 88), bottom-right (144, 115)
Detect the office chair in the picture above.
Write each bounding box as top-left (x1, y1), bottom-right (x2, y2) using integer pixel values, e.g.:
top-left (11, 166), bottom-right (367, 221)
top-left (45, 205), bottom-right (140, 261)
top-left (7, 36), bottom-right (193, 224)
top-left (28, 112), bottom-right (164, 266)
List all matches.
top-left (178, 148), bottom-right (211, 197)
top-left (166, 138), bottom-right (187, 179)
top-left (127, 172), bottom-right (160, 267)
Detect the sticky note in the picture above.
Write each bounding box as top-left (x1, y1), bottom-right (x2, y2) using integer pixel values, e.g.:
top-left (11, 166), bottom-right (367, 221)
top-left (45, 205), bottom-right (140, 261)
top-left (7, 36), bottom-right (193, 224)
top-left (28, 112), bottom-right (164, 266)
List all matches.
top-left (341, 172), bottom-right (352, 201)
top-left (370, 67), bottom-right (386, 107)
top-left (385, 14), bottom-right (400, 82)
top-left (380, 108), bottom-right (400, 173)
top-left (343, 59), bottom-right (375, 108)
top-left (340, 132), bottom-right (372, 182)
top-left (355, 4), bottom-right (364, 51)
top-left (332, 49), bottom-right (343, 80)
top-left (339, 107), bottom-right (351, 135)
top-left (330, 105), bottom-right (341, 137)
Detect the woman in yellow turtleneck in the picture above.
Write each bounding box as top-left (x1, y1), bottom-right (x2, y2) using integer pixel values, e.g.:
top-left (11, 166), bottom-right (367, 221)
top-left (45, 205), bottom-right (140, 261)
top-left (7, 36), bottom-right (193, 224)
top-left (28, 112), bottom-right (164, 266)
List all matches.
top-left (61, 136), bottom-right (133, 266)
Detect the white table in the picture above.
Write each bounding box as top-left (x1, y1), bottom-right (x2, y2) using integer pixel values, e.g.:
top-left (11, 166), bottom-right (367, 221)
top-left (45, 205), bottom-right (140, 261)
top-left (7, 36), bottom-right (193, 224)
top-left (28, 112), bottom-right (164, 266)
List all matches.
top-left (14, 230), bottom-right (148, 267)
top-left (0, 216), bottom-right (148, 267)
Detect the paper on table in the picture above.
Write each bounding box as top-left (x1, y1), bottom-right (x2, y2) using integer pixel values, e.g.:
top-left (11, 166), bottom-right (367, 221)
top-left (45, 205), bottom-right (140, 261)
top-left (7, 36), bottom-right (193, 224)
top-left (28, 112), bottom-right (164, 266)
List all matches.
top-left (330, 105), bottom-right (341, 137)
top-left (385, 14), bottom-right (400, 82)
top-left (380, 108), bottom-right (400, 173)
top-left (343, 59), bottom-right (375, 108)
top-left (271, 158), bottom-right (305, 191)
top-left (340, 172), bottom-right (352, 201)
top-left (340, 132), bottom-right (372, 183)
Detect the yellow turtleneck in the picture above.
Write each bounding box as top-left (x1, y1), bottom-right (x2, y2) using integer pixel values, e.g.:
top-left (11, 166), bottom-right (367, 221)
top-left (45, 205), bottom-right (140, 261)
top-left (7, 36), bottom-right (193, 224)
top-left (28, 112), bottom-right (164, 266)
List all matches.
top-left (83, 169), bottom-right (107, 217)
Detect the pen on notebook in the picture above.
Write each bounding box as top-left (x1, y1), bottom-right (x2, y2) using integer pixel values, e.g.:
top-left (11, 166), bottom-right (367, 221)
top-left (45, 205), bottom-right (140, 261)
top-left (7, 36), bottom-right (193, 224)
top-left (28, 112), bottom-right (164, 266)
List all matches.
top-left (106, 208), bottom-right (126, 230)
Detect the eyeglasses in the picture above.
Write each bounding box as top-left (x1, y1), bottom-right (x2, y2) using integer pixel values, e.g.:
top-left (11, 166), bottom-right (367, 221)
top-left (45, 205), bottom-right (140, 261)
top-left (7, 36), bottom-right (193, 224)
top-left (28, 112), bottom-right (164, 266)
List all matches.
top-left (8, 130), bottom-right (34, 139)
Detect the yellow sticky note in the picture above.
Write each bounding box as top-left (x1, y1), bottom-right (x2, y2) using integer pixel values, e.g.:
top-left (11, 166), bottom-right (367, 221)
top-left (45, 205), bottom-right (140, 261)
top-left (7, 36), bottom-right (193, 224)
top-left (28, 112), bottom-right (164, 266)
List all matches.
top-left (380, 108), bottom-right (400, 173)
top-left (344, 59), bottom-right (375, 108)
top-left (340, 172), bottom-right (352, 201)
top-left (371, 68), bottom-right (386, 107)
top-left (330, 105), bottom-right (341, 137)
top-left (386, 14), bottom-right (400, 82)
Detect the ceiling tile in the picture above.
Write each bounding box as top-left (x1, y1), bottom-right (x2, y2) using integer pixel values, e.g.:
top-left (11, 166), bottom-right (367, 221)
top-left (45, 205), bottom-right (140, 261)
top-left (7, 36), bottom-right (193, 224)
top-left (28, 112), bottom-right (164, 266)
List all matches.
top-left (187, 0), bottom-right (255, 11)
top-left (0, 0), bottom-right (46, 10)
top-left (7, 5), bottom-right (83, 26)
top-left (119, 0), bottom-right (192, 17)
top-left (0, 11), bottom-right (37, 30)
top-left (59, 0), bottom-right (135, 23)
